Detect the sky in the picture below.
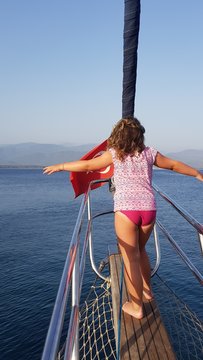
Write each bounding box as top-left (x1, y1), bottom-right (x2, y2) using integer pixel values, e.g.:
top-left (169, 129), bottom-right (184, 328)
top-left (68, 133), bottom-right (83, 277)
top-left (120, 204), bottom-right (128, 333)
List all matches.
top-left (1, 0), bottom-right (203, 152)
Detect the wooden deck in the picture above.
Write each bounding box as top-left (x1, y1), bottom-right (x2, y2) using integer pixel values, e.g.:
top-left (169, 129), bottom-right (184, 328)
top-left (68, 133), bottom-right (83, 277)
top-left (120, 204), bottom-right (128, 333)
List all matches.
top-left (109, 253), bottom-right (176, 360)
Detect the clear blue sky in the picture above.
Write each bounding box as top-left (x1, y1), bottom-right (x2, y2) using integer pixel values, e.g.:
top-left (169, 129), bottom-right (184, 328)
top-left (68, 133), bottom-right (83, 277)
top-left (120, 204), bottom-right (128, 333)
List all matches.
top-left (1, 0), bottom-right (203, 152)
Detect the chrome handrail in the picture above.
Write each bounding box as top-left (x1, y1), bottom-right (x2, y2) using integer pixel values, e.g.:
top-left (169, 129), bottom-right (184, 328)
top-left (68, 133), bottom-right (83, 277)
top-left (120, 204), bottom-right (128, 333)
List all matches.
top-left (153, 184), bottom-right (203, 284)
top-left (41, 193), bottom-right (88, 360)
top-left (151, 223), bottom-right (161, 277)
top-left (41, 179), bottom-right (111, 360)
top-left (156, 220), bottom-right (203, 285)
top-left (153, 183), bottom-right (203, 253)
top-left (87, 193), bottom-right (110, 282)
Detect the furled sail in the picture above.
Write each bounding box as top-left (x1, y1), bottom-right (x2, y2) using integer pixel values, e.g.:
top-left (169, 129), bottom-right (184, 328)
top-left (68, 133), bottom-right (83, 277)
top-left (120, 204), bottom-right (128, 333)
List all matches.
top-left (122, 0), bottom-right (141, 118)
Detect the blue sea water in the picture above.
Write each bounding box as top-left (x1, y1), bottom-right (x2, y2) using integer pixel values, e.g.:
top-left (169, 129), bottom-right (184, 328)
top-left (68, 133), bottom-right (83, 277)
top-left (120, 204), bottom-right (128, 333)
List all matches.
top-left (0, 168), bottom-right (202, 360)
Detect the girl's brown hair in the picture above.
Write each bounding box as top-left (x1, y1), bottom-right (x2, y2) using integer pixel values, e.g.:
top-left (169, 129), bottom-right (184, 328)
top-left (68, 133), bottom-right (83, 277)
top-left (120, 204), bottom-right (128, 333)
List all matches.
top-left (107, 117), bottom-right (145, 160)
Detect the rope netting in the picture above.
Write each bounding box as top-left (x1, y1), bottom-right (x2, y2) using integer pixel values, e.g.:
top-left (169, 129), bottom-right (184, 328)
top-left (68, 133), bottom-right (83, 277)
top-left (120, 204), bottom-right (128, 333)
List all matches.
top-left (151, 274), bottom-right (203, 360)
top-left (58, 265), bottom-right (202, 360)
top-left (79, 279), bottom-right (117, 360)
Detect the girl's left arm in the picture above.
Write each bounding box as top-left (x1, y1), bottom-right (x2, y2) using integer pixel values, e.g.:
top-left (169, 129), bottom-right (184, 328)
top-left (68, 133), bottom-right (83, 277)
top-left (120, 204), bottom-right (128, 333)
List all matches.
top-left (43, 150), bottom-right (113, 175)
top-left (154, 152), bottom-right (203, 181)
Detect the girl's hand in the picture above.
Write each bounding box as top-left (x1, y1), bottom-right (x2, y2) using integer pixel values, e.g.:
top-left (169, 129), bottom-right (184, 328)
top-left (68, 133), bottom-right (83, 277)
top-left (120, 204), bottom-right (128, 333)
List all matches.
top-left (43, 164), bottom-right (63, 175)
top-left (196, 172), bottom-right (203, 182)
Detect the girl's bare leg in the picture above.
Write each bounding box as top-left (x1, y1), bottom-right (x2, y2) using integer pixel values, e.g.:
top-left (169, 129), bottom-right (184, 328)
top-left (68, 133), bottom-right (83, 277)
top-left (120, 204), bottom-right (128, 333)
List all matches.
top-left (115, 212), bottom-right (143, 319)
top-left (139, 222), bottom-right (155, 300)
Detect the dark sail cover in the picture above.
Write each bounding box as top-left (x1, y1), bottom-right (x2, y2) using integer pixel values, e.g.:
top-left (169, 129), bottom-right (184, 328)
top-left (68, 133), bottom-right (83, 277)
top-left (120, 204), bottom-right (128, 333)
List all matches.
top-left (122, 0), bottom-right (141, 118)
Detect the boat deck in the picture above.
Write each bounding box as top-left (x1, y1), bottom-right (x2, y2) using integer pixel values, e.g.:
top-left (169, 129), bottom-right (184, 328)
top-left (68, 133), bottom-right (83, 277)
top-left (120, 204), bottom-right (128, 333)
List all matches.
top-left (109, 253), bottom-right (176, 359)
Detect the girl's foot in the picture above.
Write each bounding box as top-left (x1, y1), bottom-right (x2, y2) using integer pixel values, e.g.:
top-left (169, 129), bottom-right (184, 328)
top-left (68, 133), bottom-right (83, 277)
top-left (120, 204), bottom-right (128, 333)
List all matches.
top-left (122, 301), bottom-right (143, 319)
top-left (143, 289), bottom-right (154, 301)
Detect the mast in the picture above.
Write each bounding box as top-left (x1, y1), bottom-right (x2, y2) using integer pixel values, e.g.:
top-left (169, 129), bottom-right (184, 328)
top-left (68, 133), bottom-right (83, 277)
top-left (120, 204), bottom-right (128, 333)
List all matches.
top-left (122, 0), bottom-right (141, 118)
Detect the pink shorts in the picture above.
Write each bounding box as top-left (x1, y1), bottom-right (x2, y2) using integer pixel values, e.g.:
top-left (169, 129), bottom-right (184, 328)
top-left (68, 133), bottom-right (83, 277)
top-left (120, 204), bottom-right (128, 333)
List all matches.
top-left (119, 210), bottom-right (156, 226)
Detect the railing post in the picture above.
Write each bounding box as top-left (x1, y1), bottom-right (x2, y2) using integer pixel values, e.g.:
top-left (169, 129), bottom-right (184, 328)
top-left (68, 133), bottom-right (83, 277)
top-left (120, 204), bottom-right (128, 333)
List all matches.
top-left (198, 233), bottom-right (203, 254)
top-left (151, 223), bottom-right (161, 277)
top-left (87, 194), bottom-right (109, 282)
top-left (71, 248), bottom-right (80, 360)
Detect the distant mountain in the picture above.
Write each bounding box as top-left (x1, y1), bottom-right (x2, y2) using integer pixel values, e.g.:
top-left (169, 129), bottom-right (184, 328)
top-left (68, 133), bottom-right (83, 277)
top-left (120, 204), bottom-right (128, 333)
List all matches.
top-left (166, 149), bottom-right (203, 169)
top-left (0, 143), bottom-right (202, 168)
top-left (0, 143), bottom-right (96, 167)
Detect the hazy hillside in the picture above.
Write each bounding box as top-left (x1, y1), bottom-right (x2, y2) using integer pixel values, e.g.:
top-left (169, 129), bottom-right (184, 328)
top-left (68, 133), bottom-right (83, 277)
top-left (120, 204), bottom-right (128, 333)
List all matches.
top-left (0, 143), bottom-right (96, 167)
top-left (0, 144), bottom-right (202, 168)
top-left (166, 149), bottom-right (203, 169)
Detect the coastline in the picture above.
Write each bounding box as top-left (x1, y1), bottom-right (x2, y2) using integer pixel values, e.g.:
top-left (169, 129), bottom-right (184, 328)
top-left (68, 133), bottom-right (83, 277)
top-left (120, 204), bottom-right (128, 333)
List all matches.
top-left (0, 165), bottom-right (43, 169)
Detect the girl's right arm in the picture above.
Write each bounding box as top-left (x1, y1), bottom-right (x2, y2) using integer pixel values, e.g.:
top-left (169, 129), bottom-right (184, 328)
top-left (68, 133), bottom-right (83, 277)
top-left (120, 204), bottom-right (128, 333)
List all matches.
top-left (154, 152), bottom-right (203, 181)
top-left (43, 150), bottom-right (113, 175)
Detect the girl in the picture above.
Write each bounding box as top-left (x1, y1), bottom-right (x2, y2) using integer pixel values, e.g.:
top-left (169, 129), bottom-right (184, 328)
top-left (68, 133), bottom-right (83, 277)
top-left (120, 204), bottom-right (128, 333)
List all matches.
top-left (43, 117), bottom-right (203, 319)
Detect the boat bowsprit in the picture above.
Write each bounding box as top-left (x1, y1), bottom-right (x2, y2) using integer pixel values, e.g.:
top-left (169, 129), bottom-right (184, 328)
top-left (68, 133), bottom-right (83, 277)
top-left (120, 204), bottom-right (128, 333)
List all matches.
top-left (41, 180), bottom-right (203, 360)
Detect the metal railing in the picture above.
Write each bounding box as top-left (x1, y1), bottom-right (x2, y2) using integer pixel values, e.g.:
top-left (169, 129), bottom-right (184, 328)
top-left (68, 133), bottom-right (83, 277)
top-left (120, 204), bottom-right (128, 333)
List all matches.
top-left (41, 191), bottom-right (88, 360)
top-left (41, 180), bottom-right (203, 360)
top-left (41, 179), bottom-right (111, 360)
top-left (153, 184), bottom-right (203, 285)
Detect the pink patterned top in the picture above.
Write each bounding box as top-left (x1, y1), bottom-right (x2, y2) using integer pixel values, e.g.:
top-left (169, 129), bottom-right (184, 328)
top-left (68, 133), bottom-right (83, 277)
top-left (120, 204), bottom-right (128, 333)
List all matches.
top-left (109, 147), bottom-right (157, 211)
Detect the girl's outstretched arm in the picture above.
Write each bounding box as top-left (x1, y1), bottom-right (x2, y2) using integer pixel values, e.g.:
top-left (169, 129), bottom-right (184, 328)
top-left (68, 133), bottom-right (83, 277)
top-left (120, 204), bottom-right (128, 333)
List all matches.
top-left (154, 152), bottom-right (203, 181)
top-left (43, 150), bottom-right (113, 175)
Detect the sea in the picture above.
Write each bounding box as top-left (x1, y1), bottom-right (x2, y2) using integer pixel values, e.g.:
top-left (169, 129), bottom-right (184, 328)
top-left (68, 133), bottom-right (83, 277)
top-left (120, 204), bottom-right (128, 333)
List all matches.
top-left (0, 168), bottom-right (202, 360)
